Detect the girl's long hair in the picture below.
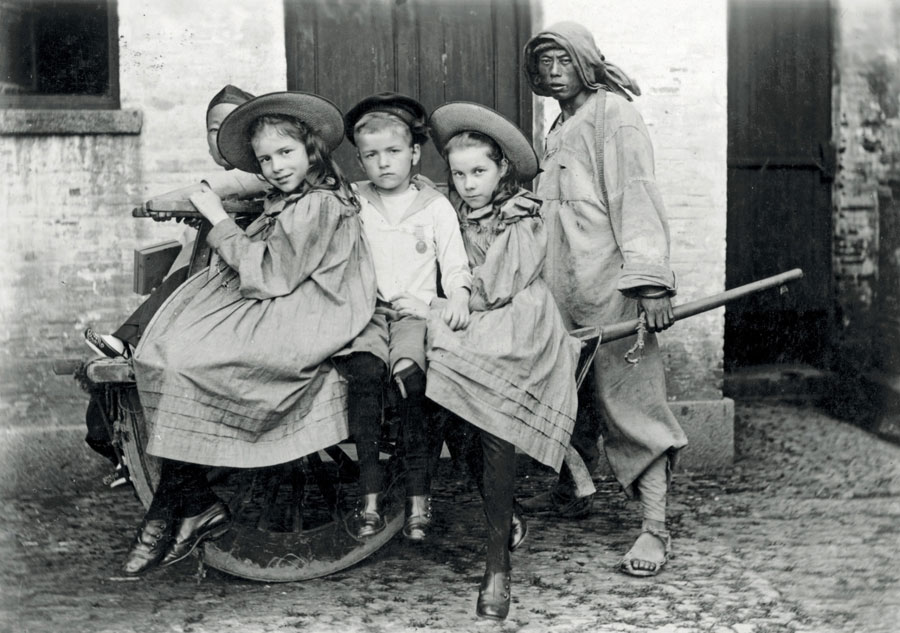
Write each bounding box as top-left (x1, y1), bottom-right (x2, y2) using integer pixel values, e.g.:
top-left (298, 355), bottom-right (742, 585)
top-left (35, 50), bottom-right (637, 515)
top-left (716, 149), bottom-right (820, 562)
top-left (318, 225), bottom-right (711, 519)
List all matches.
top-left (443, 131), bottom-right (521, 208)
top-left (249, 114), bottom-right (356, 202)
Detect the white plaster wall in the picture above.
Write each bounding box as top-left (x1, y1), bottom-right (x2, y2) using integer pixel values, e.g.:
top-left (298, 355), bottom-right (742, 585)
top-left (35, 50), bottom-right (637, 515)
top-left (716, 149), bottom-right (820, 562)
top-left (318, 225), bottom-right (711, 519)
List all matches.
top-left (119, 0), bottom-right (287, 201)
top-left (533, 0), bottom-right (728, 399)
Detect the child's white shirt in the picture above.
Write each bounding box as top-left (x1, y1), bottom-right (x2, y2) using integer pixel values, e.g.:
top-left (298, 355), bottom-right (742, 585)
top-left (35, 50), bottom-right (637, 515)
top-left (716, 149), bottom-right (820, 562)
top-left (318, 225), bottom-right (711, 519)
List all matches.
top-left (355, 181), bottom-right (472, 306)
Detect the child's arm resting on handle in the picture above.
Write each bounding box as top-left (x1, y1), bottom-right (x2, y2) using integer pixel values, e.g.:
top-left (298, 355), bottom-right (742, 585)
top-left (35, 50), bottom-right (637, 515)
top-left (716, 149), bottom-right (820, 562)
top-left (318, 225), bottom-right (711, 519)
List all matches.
top-left (201, 169), bottom-right (269, 199)
top-left (205, 192), bottom-right (345, 300)
top-left (188, 188), bottom-right (230, 226)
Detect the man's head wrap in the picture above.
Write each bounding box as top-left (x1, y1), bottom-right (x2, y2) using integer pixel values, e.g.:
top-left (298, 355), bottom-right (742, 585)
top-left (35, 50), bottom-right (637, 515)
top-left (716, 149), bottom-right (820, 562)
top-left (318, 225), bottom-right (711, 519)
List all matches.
top-left (207, 85), bottom-right (256, 114)
top-left (524, 22), bottom-right (640, 101)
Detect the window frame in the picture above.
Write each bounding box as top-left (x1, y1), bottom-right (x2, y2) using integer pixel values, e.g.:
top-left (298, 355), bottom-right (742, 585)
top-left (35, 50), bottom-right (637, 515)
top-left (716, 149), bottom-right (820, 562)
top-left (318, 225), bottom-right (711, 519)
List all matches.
top-left (0, 0), bottom-right (120, 110)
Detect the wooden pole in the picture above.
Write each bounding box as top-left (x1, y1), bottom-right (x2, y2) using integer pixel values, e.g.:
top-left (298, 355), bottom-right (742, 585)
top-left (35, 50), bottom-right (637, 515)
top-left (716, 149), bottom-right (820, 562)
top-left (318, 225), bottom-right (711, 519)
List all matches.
top-left (599, 268), bottom-right (804, 344)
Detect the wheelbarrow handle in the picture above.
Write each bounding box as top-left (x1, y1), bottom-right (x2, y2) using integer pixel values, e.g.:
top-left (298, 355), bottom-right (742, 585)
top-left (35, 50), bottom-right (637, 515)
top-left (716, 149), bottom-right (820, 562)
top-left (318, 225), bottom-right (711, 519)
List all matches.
top-left (600, 268), bottom-right (804, 344)
top-left (132, 198), bottom-right (263, 218)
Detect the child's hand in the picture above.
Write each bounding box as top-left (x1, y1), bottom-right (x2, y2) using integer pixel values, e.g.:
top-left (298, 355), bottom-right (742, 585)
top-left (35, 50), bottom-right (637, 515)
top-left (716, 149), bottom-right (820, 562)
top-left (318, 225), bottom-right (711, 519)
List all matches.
top-left (393, 292), bottom-right (430, 319)
top-left (188, 187), bottom-right (229, 226)
top-left (442, 288), bottom-right (470, 331)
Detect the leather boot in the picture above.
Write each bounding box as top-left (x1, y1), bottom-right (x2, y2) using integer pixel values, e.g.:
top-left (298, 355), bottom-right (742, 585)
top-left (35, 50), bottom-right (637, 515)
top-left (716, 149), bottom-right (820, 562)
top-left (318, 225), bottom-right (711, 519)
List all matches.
top-left (508, 503), bottom-right (528, 551)
top-left (402, 495), bottom-right (432, 542)
top-left (122, 518), bottom-right (173, 576)
top-left (356, 492), bottom-right (385, 538)
top-left (159, 501), bottom-right (232, 568)
top-left (519, 489), bottom-right (593, 518)
top-left (476, 569), bottom-right (511, 620)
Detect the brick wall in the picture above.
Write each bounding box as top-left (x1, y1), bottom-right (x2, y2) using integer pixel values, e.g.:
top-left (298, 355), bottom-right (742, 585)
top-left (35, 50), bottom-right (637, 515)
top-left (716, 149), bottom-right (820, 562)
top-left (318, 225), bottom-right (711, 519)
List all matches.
top-left (0, 0), bottom-right (286, 430)
top-left (833, 0), bottom-right (900, 374)
top-left (535, 0), bottom-right (729, 401)
top-left (0, 134), bottom-right (142, 427)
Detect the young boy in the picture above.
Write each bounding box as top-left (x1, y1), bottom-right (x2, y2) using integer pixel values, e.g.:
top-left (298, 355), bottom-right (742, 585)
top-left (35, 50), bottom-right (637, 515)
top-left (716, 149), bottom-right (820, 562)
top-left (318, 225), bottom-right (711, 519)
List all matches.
top-left (344, 93), bottom-right (472, 541)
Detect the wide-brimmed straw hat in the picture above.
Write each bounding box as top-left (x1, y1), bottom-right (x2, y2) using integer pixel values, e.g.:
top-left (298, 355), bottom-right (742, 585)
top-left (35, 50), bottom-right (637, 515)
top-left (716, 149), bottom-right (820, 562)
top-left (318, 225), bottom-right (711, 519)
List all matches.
top-left (217, 91), bottom-right (344, 173)
top-left (429, 102), bottom-right (539, 180)
top-left (343, 92), bottom-right (430, 146)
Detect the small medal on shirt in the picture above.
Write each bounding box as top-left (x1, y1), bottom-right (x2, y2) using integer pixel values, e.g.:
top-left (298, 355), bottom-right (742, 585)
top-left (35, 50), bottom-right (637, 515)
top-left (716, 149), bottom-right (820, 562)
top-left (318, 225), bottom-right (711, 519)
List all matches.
top-left (414, 225), bottom-right (427, 254)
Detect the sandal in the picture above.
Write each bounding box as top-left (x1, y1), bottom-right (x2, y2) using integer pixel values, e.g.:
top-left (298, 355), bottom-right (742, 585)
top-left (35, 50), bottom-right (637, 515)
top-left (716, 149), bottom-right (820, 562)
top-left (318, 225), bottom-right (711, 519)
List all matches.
top-left (619, 527), bottom-right (671, 577)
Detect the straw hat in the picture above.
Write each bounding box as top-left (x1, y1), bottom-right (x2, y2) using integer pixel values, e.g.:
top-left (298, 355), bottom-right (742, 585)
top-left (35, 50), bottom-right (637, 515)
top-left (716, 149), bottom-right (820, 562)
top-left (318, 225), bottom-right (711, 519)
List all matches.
top-left (343, 92), bottom-right (429, 146)
top-left (429, 102), bottom-right (539, 180)
top-left (217, 91), bottom-right (345, 173)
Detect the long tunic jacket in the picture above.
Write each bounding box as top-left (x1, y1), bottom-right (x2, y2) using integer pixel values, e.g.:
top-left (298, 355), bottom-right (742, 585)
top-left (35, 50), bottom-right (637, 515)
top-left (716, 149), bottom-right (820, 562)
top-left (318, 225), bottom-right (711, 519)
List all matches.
top-left (538, 87), bottom-right (687, 492)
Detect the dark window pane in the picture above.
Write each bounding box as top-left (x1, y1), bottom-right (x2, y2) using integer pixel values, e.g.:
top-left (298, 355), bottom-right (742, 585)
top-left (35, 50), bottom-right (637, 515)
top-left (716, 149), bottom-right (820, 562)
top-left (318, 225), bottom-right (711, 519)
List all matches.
top-left (35, 1), bottom-right (110, 95)
top-left (0, 2), bottom-right (37, 94)
top-left (1, 0), bottom-right (117, 108)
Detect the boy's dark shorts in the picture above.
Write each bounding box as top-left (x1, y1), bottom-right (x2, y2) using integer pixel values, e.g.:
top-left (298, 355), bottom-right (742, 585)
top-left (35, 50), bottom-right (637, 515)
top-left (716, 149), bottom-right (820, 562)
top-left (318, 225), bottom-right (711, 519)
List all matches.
top-left (343, 304), bottom-right (427, 374)
top-left (382, 312), bottom-right (426, 374)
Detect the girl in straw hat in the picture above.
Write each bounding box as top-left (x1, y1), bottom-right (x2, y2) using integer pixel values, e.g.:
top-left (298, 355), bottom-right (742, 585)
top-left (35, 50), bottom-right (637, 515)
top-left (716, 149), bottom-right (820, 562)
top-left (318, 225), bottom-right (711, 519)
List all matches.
top-left (424, 102), bottom-right (580, 620)
top-left (121, 92), bottom-right (378, 577)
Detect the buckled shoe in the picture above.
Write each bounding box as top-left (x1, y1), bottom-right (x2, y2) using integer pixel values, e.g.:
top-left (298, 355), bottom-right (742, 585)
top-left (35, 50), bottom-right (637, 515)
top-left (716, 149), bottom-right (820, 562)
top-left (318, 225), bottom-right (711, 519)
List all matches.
top-left (122, 518), bottom-right (173, 576)
top-left (476, 569), bottom-right (511, 620)
top-left (356, 509), bottom-right (386, 538)
top-left (402, 495), bottom-right (432, 542)
top-left (159, 501), bottom-right (232, 568)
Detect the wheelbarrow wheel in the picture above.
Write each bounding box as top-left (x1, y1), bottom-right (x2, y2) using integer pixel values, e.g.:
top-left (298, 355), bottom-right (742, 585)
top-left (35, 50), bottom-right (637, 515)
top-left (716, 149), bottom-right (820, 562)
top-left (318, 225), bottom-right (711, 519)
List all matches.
top-left (115, 386), bottom-right (405, 582)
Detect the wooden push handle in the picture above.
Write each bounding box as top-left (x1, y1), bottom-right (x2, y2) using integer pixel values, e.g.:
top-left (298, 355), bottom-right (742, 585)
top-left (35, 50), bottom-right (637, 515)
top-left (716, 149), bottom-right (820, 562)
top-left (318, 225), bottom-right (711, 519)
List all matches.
top-left (600, 268), bottom-right (805, 344)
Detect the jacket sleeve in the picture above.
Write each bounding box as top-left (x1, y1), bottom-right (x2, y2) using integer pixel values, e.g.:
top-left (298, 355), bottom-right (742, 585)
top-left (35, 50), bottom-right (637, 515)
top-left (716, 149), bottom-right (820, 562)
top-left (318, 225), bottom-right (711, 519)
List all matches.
top-left (470, 216), bottom-right (546, 311)
top-left (604, 120), bottom-right (676, 295)
top-left (432, 197), bottom-right (473, 296)
top-left (207, 192), bottom-right (346, 300)
top-left (202, 169), bottom-right (270, 198)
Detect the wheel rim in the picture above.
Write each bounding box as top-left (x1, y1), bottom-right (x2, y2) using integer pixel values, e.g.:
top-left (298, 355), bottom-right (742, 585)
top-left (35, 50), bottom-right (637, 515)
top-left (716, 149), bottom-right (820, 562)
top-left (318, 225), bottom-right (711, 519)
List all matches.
top-left (115, 386), bottom-right (404, 582)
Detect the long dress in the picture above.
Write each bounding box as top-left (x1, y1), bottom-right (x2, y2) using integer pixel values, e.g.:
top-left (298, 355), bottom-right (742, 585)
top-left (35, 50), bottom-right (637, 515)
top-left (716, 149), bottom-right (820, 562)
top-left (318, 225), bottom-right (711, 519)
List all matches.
top-left (425, 190), bottom-right (580, 471)
top-left (133, 188), bottom-right (377, 468)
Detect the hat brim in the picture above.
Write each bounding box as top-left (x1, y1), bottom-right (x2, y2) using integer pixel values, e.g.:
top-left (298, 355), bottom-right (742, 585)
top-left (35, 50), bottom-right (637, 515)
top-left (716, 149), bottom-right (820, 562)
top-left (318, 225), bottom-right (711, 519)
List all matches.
top-left (217, 92), bottom-right (345, 174)
top-left (429, 102), bottom-right (539, 181)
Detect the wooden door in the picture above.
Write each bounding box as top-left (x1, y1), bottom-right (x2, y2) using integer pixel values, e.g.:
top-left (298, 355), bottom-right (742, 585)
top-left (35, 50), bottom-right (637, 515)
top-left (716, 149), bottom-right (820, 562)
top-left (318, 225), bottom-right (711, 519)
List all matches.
top-left (284, 0), bottom-right (532, 183)
top-left (726, 0), bottom-right (834, 368)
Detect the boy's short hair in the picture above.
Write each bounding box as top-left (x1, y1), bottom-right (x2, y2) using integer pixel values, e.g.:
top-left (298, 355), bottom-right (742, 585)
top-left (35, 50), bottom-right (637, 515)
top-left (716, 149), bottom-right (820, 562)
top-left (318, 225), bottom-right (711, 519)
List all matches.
top-left (344, 92), bottom-right (430, 146)
top-left (353, 111), bottom-right (415, 146)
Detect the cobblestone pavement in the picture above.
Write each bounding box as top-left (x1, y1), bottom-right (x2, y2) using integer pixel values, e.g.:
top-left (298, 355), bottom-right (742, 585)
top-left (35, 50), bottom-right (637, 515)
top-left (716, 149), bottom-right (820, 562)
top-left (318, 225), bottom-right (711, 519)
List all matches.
top-left (1, 400), bottom-right (898, 633)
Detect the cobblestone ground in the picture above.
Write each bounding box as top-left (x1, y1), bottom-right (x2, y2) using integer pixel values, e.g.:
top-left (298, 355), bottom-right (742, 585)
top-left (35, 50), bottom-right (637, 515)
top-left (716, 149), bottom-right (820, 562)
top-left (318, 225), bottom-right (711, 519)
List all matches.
top-left (1, 400), bottom-right (898, 633)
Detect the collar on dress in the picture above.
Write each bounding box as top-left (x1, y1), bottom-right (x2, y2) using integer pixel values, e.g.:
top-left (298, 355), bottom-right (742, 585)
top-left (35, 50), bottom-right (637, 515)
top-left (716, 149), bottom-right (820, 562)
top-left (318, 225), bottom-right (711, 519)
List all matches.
top-left (455, 189), bottom-right (542, 232)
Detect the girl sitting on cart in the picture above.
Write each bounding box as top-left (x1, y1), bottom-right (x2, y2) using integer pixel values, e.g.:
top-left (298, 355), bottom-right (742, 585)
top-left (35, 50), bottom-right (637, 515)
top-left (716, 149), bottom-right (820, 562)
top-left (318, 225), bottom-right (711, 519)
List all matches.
top-left (423, 103), bottom-right (580, 620)
top-left (122, 92), bottom-right (377, 577)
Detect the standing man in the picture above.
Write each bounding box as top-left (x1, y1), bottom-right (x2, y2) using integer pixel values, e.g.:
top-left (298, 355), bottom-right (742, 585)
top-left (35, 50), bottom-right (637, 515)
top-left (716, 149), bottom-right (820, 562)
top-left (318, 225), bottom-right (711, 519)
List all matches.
top-left (521, 22), bottom-right (688, 577)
